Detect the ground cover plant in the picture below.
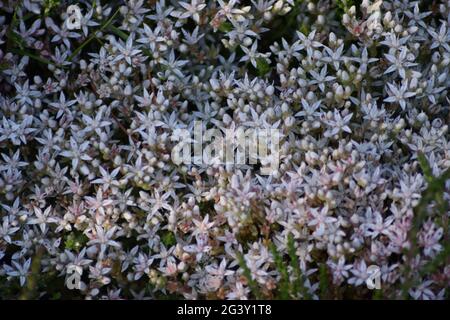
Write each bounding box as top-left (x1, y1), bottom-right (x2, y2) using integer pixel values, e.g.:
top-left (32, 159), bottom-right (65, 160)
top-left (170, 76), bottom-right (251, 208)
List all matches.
top-left (0, 0), bottom-right (449, 299)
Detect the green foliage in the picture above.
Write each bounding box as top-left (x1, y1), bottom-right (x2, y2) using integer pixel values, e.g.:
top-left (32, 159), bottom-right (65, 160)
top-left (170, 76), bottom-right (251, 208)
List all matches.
top-left (6, 5), bottom-right (61, 67)
top-left (269, 241), bottom-right (290, 299)
top-left (64, 231), bottom-right (89, 251)
top-left (265, 0), bottom-right (303, 43)
top-left (335, 0), bottom-right (357, 20)
top-left (218, 21), bottom-right (233, 33)
top-left (287, 234), bottom-right (312, 299)
top-left (161, 231), bottom-right (176, 247)
top-left (241, 167), bottom-right (450, 301)
top-left (400, 152), bottom-right (450, 299)
top-left (336, 0), bottom-right (355, 12)
top-left (0, 275), bottom-right (22, 300)
top-left (240, 235), bottom-right (312, 300)
top-left (318, 263), bottom-right (330, 299)
top-left (19, 247), bottom-right (44, 300)
top-left (43, 0), bottom-right (60, 16)
top-left (236, 252), bottom-right (262, 299)
top-left (255, 58), bottom-right (271, 77)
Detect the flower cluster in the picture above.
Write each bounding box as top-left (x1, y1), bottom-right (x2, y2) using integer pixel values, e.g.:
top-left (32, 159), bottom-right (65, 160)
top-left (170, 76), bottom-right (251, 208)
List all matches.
top-left (0, 0), bottom-right (449, 300)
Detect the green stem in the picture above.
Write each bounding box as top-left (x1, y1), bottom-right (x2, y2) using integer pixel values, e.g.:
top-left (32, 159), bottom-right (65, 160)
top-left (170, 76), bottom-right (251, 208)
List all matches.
top-left (68, 7), bottom-right (121, 61)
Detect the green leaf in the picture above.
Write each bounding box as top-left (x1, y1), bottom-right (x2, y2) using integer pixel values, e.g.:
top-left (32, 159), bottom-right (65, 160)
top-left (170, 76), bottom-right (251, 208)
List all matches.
top-left (417, 152), bottom-right (433, 183)
top-left (64, 232), bottom-right (89, 251)
top-left (270, 242), bottom-right (290, 299)
top-left (43, 0), bottom-right (60, 16)
top-left (161, 231), bottom-right (176, 247)
top-left (236, 252), bottom-right (263, 299)
top-left (256, 57), bottom-right (271, 77)
top-left (287, 234), bottom-right (312, 299)
top-left (218, 21), bottom-right (233, 33)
